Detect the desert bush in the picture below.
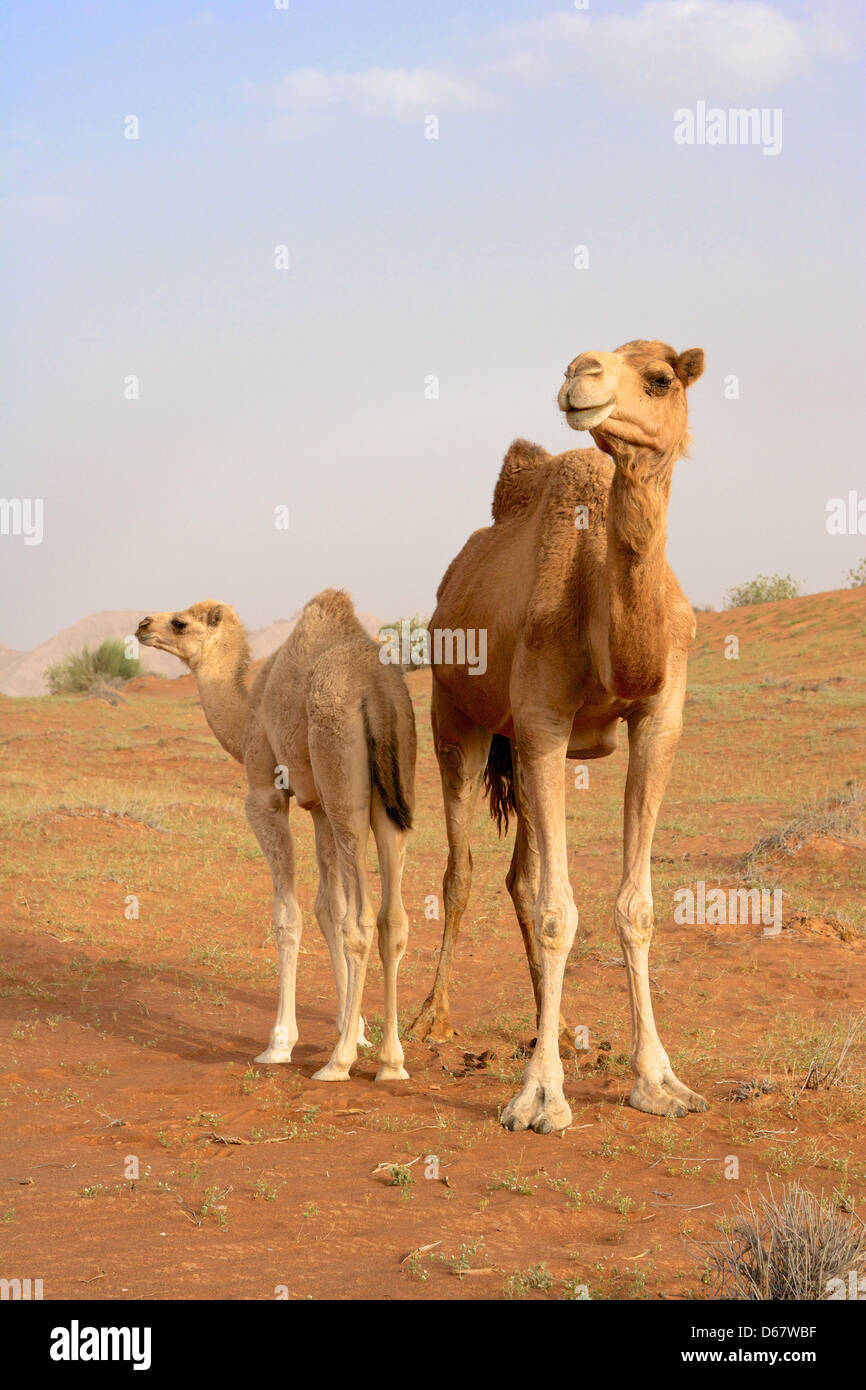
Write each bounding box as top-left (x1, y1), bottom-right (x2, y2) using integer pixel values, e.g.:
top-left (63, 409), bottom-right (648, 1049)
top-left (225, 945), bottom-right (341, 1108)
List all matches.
top-left (46, 639), bottom-right (142, 694)
top-left (378, 614), bottom-right (431, 667)
top-left (798, 1016), bottom-right (864, 1093)
top-left (724, 574), bottom-right (803, 608)
top-left (845, 557), bottom-right (866, 588)
top-left (696, 1184), bottom-right (866, 1300)
top-left (741, 782), bottom-right (864, 874)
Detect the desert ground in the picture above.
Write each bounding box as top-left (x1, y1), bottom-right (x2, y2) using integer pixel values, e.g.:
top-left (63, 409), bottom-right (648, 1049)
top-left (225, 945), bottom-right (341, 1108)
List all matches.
top-left (1, 588), bottom-right (864, 1301)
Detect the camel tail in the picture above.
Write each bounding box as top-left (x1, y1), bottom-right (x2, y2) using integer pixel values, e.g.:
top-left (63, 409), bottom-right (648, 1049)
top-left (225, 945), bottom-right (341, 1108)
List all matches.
top-left (362, 679), bottom-right (416, 832)
top-left (484, 734), bottom-right (517, 836)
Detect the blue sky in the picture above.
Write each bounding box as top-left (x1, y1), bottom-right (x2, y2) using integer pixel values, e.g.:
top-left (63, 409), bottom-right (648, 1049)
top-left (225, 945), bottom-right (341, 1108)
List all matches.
top-left (2, 0), bottom-right (864, 647)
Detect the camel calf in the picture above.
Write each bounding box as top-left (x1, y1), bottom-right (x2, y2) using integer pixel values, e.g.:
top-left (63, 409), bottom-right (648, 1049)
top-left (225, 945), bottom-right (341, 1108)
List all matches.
top-left (136, 589), bottom-right (416, 1082)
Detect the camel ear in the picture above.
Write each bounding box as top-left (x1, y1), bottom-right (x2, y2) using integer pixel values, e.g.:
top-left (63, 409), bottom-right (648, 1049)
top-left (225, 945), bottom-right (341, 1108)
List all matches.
top-left (675, 348), bottom-right (704, 387)
top-left (207, 606), bottom-right (223, 627)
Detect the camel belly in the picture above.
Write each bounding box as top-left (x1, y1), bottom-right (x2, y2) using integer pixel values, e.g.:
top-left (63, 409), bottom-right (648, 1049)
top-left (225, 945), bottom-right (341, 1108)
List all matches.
top-left (567, 717), bottom-right (622, 758)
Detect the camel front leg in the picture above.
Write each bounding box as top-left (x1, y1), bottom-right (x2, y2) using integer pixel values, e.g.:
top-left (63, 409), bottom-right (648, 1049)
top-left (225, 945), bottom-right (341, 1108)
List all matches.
top-left (501, 722), bottom-right (576, 1134)
top-left (245, 787), bottom-right (303, 1064)
top-left (507, 748), bottom-right (577, 1055)
top-left (618, 695), bottom-right (708, 1117)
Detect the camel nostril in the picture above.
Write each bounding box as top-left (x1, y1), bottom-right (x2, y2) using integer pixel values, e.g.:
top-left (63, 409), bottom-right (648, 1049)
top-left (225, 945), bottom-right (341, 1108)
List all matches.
top-left (138, 617), bottom-right (151, 630)
top-left (574, 356), bottom-right (604, 378)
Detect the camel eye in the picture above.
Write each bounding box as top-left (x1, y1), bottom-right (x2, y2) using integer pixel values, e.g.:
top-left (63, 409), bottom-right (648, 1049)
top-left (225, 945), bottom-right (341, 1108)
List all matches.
top-left (171, 618), bottom-right (187, 632)
top-left (650, 374), bottom-right (673, 390)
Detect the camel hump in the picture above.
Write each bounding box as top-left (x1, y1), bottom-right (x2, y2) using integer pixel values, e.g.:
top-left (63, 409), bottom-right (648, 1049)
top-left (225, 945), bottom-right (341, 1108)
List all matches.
top-left (303, 588), bottom-right (356, 621)
top-left (492, 438), bottom-right (553, 522)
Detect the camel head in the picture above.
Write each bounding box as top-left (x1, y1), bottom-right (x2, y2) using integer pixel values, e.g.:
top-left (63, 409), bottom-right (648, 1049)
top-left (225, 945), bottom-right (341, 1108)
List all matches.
top-left (558, 339), bottom-right (704, 460)
top-left (136, 600), bottom-right (245, 674)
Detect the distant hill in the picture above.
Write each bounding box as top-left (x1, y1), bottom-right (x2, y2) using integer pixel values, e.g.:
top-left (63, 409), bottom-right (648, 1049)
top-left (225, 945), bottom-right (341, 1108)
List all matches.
top-left (0, 607), bottom-right (385, 697)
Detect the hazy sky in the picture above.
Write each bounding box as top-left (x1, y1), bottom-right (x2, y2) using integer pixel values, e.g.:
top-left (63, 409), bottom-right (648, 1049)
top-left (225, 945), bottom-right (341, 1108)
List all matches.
top-left (2, 0), bottom-right (864, 649)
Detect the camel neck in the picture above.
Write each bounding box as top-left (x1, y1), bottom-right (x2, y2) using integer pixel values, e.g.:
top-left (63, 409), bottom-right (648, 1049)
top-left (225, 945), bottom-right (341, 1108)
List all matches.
top-left (603, 447), bottom-right (676, 698)
top-left (608, 448), bottom-right (673, 550)
top-left (194, 665), bottom-right (250, 764)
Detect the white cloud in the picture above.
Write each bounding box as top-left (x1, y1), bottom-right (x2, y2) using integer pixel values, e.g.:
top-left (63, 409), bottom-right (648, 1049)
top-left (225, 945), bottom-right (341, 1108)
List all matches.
top-left (248, 1), bottom-right (856, 127)
top-left (490, 1), bottom-right (829, 103)
top-left (256, 65), bottom-right (489, 122)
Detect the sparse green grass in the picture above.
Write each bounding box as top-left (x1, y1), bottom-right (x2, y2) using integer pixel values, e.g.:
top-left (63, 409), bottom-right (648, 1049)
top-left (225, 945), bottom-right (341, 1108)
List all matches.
top-left (503, 1263), bottom-right (554, 1299)
top-left (489, 1168), bottom-right (536, 1196)
top-left (439, 1238), bottom-right (486, 1276)
top-left (252, 1178), bottom-right (281, 1202)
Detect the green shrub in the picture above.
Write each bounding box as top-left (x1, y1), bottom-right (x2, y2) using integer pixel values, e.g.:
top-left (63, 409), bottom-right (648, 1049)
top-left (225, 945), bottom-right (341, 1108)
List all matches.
top-left (724, 574), bottom-right (803, 609)
top-left (844, 558), bottom-right (866, 588)
top-left (377, 614), bottom-right (431, 667)
top-left (46, 639), bottom-right (142, 694)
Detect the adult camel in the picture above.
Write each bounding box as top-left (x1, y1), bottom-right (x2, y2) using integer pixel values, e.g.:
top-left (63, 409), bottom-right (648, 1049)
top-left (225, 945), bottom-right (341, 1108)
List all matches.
top-left (410, 339), bottom-right (709, 1133)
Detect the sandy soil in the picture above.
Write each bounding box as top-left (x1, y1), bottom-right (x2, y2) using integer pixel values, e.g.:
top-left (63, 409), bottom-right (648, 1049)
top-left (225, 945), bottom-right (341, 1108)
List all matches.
top-left (1, 589), bottom-right (864, 1300)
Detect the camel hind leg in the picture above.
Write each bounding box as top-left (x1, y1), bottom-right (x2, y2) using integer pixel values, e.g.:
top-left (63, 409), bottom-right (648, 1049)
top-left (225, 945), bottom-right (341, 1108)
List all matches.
top-left (370, 787), bottom-right (410, 1081)
top-left (409, 682), bottom-right (490, 1043)
top-left (310, 715), bottom-right (376, 1082)
top-left (311, 807), bottom-right (370, 1048)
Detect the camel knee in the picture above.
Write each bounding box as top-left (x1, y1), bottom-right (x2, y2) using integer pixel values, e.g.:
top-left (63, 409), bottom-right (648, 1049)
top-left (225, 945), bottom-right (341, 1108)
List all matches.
top-left (443, 849), bottom-right (472, 917)
top-left (246, 787), bottom-right (285, 819)
top-left (314, 882), bottom-right (339, 927)
top-left (615, 890), bottom-right (654, 949)
top-left (536, 899), bottom-right (577, 952)
top-left (377, 909), bottom-right (408, 961)
top-left (343, 911), bottom-right (375, 960)
top-left (272, 889), bottom-right (300, 936)
top-left (507, 868), bottom-right (536, 924)
top-left (274, 914), bottom-right (301, 948)
top-left (437, 740), bottom-right (482, 793)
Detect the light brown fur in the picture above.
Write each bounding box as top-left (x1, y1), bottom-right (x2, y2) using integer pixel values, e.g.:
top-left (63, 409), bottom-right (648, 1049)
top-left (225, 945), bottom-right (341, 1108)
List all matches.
top-left (409, 339), bottom-right (709, 1132)
top-left (136, 589), bottom-right (416, 1083)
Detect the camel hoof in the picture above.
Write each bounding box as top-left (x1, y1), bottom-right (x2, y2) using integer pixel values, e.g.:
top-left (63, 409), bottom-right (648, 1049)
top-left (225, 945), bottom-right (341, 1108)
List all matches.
top-left (408, 1000), bottom-right (455, 1044)
top-left (673, 1087), bottom-right (709, 1113)
top-left (630, 1074), bottom-right (708, 1117)
top-left (630, 1086), bottom-right (687, 1118)
top-left (312, 1061), bottom-right (351, 1082)
top-left (501, 1083), bottom-right (572, 1134)
top-left (254, 1047), bottom-right (294, 1065)
top-left (375, 1064), bottom-right (410, 1082)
